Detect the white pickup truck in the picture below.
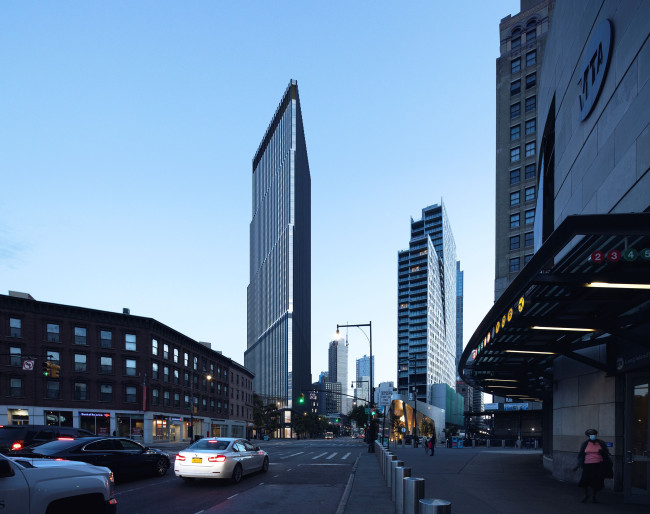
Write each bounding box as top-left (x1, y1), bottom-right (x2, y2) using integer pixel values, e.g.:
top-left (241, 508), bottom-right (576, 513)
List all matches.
top-left (0, 452), bottom-right (117, 514)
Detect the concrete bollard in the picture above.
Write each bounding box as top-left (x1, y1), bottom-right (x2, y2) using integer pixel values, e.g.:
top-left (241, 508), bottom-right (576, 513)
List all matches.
top-left (395, 467), bottom-right (411, 514)
top-left (403, 477), bottom-right (425, 514)
top-left (419, 498), bottom-right (451, 514)
top-left (391, 460), bottom-right (404, 501)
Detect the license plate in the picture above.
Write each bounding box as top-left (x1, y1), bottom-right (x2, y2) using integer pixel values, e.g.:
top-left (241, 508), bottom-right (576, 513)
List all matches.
top-left (192, 458), bottom-right (202, 463)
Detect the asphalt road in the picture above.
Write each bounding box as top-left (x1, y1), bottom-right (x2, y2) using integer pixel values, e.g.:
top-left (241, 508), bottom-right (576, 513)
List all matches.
top-left (114, 438), bottom-right (365, 514)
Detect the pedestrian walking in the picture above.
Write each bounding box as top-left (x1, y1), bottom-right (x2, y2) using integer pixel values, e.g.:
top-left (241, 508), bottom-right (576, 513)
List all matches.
top-left (573, 428), bottom-right (611, 503)
top-left (423, 437), bottom-right (429, 455)
top-left (429, 432), bottom-right (436, 456)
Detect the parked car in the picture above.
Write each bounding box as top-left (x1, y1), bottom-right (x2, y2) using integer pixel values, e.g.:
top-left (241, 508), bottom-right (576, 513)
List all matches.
top-left (9, 436), bottom-right (170, 479)
top-left (174, 437), bottom-right (269, 484)
top-left (0, 424), bottom-right (94, 454)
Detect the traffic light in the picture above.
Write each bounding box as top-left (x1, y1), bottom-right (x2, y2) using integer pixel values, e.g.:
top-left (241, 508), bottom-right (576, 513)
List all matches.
top-left (42, 361), bottom-right (51, 377)
top-left (50, 363), bottom-right (60, 379)
top-left (298, 393), bottom-right (305, 405)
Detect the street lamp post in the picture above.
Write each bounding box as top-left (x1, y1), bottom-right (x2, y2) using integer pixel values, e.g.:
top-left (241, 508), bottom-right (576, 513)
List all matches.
top-left (189, 371), bottom-right (212, 442)
top-left (336, 322), bottom-right (373, 452)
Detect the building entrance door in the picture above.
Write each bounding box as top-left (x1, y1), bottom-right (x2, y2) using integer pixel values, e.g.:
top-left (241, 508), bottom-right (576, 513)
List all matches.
top-left (625, 374), bottom-right (650, 504)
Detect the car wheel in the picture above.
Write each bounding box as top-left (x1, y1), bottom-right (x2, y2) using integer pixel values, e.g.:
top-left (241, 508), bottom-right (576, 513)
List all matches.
top-left (261, 457), bottom-right (269, 473)
top-left (231, 464), bottom-right (243, 484)
top-left (153, 457), bottom-right (168, 477)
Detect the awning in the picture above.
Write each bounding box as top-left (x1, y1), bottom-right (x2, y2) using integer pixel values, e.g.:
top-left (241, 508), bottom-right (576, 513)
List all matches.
top-left (459, 213), bottom-right (650, 400)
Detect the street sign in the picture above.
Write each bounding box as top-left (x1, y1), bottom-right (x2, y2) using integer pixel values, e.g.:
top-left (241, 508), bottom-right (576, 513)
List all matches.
top-left (379, 390), bottom-right (392, 407)
top-left (22, 360), bottom-right (34, 371)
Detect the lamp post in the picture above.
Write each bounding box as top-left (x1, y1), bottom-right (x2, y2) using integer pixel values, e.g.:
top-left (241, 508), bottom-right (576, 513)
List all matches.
top-left (189, 371), bottom-right (212, 441)
top-left (336, 322), bottom-right (373, 452)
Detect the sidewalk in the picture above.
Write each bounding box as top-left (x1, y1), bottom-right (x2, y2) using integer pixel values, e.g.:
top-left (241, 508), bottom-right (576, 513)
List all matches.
top-left (351, 443), bottom-right (649, 514)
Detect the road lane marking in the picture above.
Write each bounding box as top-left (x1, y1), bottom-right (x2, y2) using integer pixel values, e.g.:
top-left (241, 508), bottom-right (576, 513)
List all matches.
top-left (313, 452), bottom-right (328, 459)
top-left (273, 474), bottom-right (280, 477)
top-left (342, 452), bottom-right (351, 459)
top-left (297, 463), bottom-right (348, 466)
top-left (326, 452), bottom-right (337, 460)
top-left (227, 494), bottom-right (239, 500)
top-left (281, 451), bottom-right (305, 460)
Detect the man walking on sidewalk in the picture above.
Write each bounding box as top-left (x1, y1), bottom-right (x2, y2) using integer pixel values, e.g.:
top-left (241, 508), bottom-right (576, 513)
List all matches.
top-left (429, 432), bottom-right (437, 456)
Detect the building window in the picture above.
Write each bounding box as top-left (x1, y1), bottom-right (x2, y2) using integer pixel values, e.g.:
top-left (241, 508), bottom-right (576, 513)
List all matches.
top-left (203, 398), bottom-right (207, 411)
top-left (510, 125), bottom-right (520, 141)
top-left (47, 323), bottom-right (60, 342)
top-left (74, 382), bottom-right (87, 401)
top-left (510, 191), bottom-right (520, 206)
top-left (46, 381), bottom-right (60, 399)
top-left (184, 353), bottom-right (189, 367)
top-left (173, 369), bottom-right (180, 385)
top-left (193, 357), bottom-right (198, 371)
top-left (526, 28), bottom-right (536, 43)
top-left (100, 384), bottom-right (113, 402)
top-left (511, 58), bottom-right (521, 73)
top-left (510, 168), bottom-right (521, 185)
top-left (152, 362), bottom-right (159, 380)
top-left (510, 148), bottom-right (520, 163)
top-left (184, 395), bottom-right (190, 410)
top-left (47, 351), bottom-right (60, 365)
top-left (510, 235), bottom-right (520, 250)
top-left (152, 389), bottom-right (159, 405)
top-left (163, 366), bottom-right (170, 382)
top-left (74, 327), bottom-right (87, 345)
top-left (510, 213), bottom-right (520, 229)
top-left (184, 372), bottom-right (189, 387)
top-left (525, 232), bottom-right (534, 247)
top-left (525, 96), bottom-right (536, 112)
top-left (125, 386), bottom-right (137, 403)
top-left (152, 338), bottom-right (158, 355)
top-left (163, 344), bottom-right (169, 360)
top-left (526, 50), bottom-right (536, 67)
top-left (100, 330), bottom-right (112, 349)
top-left (125, 334), bottom-right (136, 351)
top-left (525, 118), bottom-right (536, 135)
top-left (74, 354), bottom-right (87, 373)
top-left (525, 186), bottom-right (536, 202)
top-left (10, 347), bottom-right (22, 367)
top-left (525, 73), bottom-right (536, 89)
top-left (510, 80), bottom-right (521, 96)
top-left (525, 163), bottom-right (536, 180)
top-left (509, 257), bottom-right (520, 272)
top-left (125, 359), bottom-right (137, 377)
top-left (173, 348), bottom-right (179, 364)
top-left (174, 392), bottom-right (180, 408)
top-left (525, 209), bottom-right (535, 225)
top-left (524, 254), bottom-right (534, 265)
top-left (511, 36), bottom-right (521, 52)
top-left (10, 318), bottom-right (21, 338)
top-left (510, 103), bottom-right (521, 119)
top-left (10, 378), bottom-right (23, 397)
top-left (100, 356), bottom-right (113, 374)
top-left (525, 141), bottom-right (536, 158)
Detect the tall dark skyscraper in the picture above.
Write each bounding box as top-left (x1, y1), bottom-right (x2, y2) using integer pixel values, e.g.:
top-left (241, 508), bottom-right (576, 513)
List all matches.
top-left (245, 80), bottom-right (311, 433)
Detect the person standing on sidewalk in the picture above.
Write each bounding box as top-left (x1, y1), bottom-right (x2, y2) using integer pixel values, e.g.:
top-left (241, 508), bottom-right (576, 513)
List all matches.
top-left (574, 428), bottom-right (610, 503)
top-left (429, 432), bottom-right (436, 456)
top-left (423, 437), bottom-right (429, 455)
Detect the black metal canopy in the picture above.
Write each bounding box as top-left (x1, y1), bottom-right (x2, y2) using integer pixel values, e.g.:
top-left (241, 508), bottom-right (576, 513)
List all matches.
top-left (459, 213), bottom-right (650, 401)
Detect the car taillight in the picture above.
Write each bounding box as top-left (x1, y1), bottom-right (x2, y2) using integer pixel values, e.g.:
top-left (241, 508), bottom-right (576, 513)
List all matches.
top-left (175, 455), bottom-right (186, 461)
top-left (58, 437), bottom-right (74, 441)
top-left (208, 455), bottom-right (226, 463)
top-left (11, 442), bottom-right (23, 451)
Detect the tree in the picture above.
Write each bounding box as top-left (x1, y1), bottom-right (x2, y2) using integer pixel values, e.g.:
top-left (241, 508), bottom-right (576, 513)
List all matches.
top-left (348, 405), bottom-right (368, 428)
top-left (391, 412), bottom-right (404, 440)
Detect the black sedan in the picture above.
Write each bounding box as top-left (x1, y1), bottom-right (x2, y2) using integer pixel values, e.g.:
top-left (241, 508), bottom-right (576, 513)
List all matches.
top-left (10, 436), bottom-right (170, 479)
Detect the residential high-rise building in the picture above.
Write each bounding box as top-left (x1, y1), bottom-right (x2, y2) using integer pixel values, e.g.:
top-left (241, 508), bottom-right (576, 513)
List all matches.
top-left (455, 261), bottom-right (463, 380)
top-left (245, 80), bottom-right (312, 427)
top-left (328, 338), bottom-right (348, 414)
top-left (397, 202), bottom-right (457, 403)
top-left (494, 0), bottom-right (554, 301)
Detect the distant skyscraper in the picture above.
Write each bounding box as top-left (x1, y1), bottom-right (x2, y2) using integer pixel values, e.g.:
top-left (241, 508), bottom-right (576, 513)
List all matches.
top-left (397, 202), bottom-right (457, 402)
top-left (455, 261), bottom-right (464, 380)
top-left (245, 80), bottom-right (312, 422)
top-left (328, 338), bottom-right (348, 413)
top-left (356, 355), bottom-right (374, 383)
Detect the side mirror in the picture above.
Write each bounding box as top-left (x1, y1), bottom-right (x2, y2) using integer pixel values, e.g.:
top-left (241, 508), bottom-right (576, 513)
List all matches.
top-left (0, 460), bottom-right (15, 478)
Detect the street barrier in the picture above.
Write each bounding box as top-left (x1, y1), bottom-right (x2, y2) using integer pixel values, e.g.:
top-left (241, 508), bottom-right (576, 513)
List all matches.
top-left (419, 498), bottom-right (451, 514)
top-left (403, 477), bottom-right (425, 514)
top-left (390, 460), bottom-right (404, 499)
top-left (385, 454), bottom-right (397, 483)
top-left (395, 466), bottom-right (411, 512)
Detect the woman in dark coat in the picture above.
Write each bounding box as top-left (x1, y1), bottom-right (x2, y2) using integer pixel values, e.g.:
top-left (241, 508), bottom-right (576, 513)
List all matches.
top-left (574, 428), bottom-right (610, 503)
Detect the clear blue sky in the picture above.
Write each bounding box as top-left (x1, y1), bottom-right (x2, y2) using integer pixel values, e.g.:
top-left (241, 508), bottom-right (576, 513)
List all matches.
top-left (1, 1), bottom-right (520, 389)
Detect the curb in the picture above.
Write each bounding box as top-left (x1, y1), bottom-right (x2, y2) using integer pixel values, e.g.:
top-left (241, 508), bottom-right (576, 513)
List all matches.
top-left (336, 454), bottom-right (361, 514)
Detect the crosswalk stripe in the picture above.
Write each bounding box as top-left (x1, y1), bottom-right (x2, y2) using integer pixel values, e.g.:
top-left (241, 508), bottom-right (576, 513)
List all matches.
top-left (280, 452), bottom-right (305, 460)
top-left (342, 452), bottom-right (351, 460)
top-left (326, 452), bottom-right (337, 460)
top-left (313, 452), bottom-right (328, 460)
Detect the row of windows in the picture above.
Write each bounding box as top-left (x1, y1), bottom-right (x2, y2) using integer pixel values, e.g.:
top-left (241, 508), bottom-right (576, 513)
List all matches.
top-left (510, 187), bottom-right (536, 206)
top-left (7, 378), bottom-right (138, 402)
top-left (511, 96), bottom-right (536, 119)
top-left (510, 163), bottom-right (537, 184)
top-left (510, 209), bottom-right (536, 228)
top-left (510, 232), bottom-right (535, 251)
top-left (511, 27), bottom-right (536, 52)
top-left (510, 73), bottom-right (536, 95)
top-left (511, 50), bottom-right (537, 73)
top-left (510, 141), bottom-right (536, 163)
top-left (509, 254), bottom-right (534, 272)
top-left (510, 118), bottom-right (536, 141)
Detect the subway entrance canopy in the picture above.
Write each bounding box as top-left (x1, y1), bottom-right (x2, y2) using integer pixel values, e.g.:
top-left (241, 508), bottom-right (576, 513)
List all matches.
top-left (459, 213), bottom-right (650, 401)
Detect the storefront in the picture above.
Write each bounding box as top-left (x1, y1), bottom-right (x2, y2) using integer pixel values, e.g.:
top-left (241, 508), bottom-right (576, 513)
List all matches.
top-left (117, 413), bottom-right (144, 441)
top-left (7, 408), bottom-right (29, 425)
top-left (152, 415), bottom-right (182, 442)
top-left (79, 412), bottom-right (111, 436)
top-left (44, 410), bottom-right (73, 427)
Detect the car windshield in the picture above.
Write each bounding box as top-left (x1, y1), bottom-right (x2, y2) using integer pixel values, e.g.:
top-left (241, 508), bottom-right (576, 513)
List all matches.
top-left (188, 439), bottom-right (230, 451)
top-left (21, 438), bottom-right (85, 455)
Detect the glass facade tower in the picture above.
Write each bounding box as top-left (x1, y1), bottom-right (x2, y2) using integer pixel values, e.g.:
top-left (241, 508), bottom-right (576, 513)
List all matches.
top-left (245, 80), bottom-right (311, 415)
top-left (397, 202), bottom-right (457, 403)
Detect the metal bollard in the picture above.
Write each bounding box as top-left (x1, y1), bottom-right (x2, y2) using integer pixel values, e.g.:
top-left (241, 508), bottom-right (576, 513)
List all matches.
top-left (383, 452), bottom-right (391, 476)
top-left (391, 460), bottom-right (404, 501)
top-left (385, 454), bottom-right (397, 483)
top-left (403, 477), bottom-right (425, 514)
top-left (395, 467), bottom-right (411, 514)
top-left (419, 498), bottom-right (451, 514)
top-left (388, 458), bottom-right (402, 488)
